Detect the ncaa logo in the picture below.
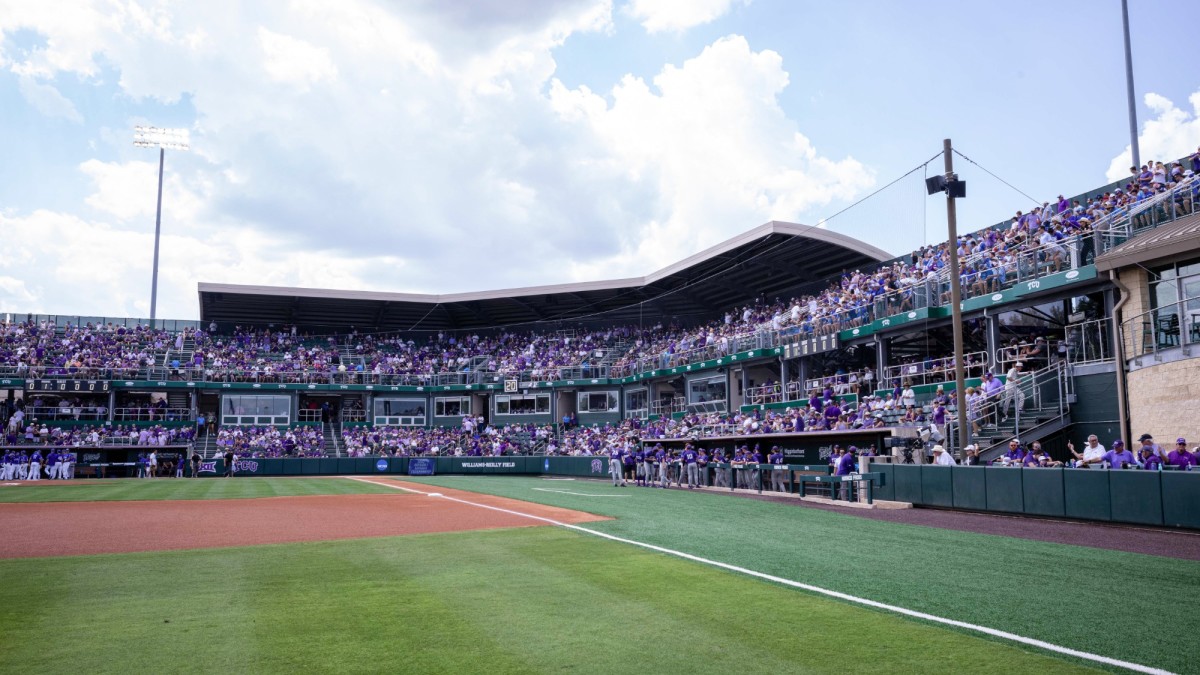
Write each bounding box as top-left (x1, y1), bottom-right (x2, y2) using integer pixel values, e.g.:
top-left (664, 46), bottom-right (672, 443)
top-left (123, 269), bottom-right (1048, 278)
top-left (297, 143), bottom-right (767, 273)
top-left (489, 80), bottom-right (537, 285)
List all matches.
top-left (1065, 270), bottom-right (1080, 280)
top-left (991, 293), bottom-right (1004, 302)
top-left (376, 459), bottom-right (388, 472)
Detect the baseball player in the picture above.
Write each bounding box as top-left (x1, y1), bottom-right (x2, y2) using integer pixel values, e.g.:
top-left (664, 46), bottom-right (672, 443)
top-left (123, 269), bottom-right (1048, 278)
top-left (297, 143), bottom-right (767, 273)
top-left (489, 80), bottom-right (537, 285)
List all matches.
top-left (769, 446), bottom-right (788, 493)
top-left (681, 443), bottom-right (699, 489)
top-left (712, 448), bottom-right (728, 487)
top-left (609, 444), bottom-right (626, 487)
top-left (28, 450), bottom-right (42, 481)
top-left (657, 447), bottom-right (671, 488)
top-left (47, 450), bottom-right (61, 480)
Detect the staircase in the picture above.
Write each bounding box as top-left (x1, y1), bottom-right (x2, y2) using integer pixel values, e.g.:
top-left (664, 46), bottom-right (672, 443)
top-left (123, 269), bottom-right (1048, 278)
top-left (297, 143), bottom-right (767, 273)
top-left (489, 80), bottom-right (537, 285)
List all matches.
top-left (196, 432), bottom-right (218, 459)
top-left (166, 392), bottom-right (191, 419)
top-left (966, 361), bottom-right (1074, 462)
top-left (322, 422), bottom-right (341, 457)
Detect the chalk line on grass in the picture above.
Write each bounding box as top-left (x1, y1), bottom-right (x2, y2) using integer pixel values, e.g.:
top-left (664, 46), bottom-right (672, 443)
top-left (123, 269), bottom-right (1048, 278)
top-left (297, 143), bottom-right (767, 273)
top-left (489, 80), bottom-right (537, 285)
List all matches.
top-left (345, 477), bottom-right (1172, 675)
top-left (532, 488), bottom-right (629, 498)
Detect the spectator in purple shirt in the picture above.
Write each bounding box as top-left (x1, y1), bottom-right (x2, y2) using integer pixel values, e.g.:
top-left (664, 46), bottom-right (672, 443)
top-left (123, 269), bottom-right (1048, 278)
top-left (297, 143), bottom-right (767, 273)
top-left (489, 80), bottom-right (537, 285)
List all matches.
top-left (1139, 446), bottom-right (1163, 470)
top-left (1167, 439), bottom-right (1196, 470)
top-left (1102, 440), bottom-right (1136, 469)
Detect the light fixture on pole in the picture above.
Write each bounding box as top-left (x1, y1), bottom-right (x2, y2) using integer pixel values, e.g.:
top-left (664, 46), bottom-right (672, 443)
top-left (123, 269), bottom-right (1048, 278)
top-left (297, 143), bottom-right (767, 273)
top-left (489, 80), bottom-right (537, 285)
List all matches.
top-left (926, 139), bottom-right (969, 453)
top-left (133, 125), bottom-right (190, 323)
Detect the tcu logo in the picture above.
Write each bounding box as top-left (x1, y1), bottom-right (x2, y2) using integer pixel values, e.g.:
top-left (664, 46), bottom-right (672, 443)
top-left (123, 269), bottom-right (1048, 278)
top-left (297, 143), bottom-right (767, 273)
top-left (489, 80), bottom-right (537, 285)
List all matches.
top-left (590, 459), bottom-right (604, 474)
top-left (1026, 280), bottom-right (1041, 291)
top-left (881, 319), bottom-right (891, 326)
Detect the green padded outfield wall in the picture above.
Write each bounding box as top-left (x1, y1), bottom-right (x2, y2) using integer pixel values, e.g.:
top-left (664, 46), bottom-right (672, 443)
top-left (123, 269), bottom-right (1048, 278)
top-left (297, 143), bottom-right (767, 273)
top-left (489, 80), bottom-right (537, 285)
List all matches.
top-left (951, 466), bottom-right (988, 511)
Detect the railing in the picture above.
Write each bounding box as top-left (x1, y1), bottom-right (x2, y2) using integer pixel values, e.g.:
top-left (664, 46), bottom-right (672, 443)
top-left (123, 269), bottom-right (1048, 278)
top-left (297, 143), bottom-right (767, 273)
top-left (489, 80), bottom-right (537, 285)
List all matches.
top-left (1094, 178), bottom-right (1199, 253)
top-left (948, 360), bottom-right (1071, 456)
top-left (1119, 294), bottom-right (1200, 360)
top-left (24, 406), bottom-right (108, 421)
top-left (1064, 317), bottom-right (1115, 365)
top-left (1, 313), bottom-right (201, 332)
top-left (650, 396), bottom-right (686, 417)
top-left (297, 409), bottom-right (323, 423)
top-left (341, 409), bottom-right (367, 423)
top-left (881, 351), bottom-right (989, 388)
top-left (112, 407), bottom-right (193, 421)
top-left (745, 383), bottom-right (808, 406)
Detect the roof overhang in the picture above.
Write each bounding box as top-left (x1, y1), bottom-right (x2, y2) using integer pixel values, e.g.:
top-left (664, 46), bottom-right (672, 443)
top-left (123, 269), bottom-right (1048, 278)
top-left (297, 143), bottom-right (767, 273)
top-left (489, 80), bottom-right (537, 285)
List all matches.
top-left (198, 221), bottom-right (893, 331)
top-left (1095, 212), bottom-right (1200, 272)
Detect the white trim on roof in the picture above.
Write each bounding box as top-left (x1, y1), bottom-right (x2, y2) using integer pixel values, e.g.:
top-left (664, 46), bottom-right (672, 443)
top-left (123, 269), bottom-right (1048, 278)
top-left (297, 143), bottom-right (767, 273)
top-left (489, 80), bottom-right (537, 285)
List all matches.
top-left (198, 221), bottom-right (892, 305)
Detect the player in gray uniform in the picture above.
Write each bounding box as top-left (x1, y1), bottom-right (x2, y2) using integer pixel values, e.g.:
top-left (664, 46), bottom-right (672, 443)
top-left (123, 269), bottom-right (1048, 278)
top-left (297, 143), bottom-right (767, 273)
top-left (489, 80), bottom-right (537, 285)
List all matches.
top-left (769, 446), bottom-right (788, 493)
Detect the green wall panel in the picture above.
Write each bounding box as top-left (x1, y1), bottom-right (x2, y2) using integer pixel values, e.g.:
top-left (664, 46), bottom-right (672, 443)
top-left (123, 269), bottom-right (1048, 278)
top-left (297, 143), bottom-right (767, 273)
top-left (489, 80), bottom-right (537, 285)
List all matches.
top-left (984, 468), bottom-right (1024, 513)
top-left (871, 463), bottom-right (895, 502)
top-left (283, 459), bottom-right (303, 475)
top-left (1063, 469), bottom-right (1110, 521)
top-left (1022, 468), bottom-right (1066, 517)
top-left (951, 467), bottom-right (988, 510)
top-left (919, 466), bottom-right (954, 507)
top-left (892, 464), bottom-right (922, 504)
top-left (1161, 473), bottom-right (1200, 529)
top-left (1109, 470), bottom-right (1164, 526)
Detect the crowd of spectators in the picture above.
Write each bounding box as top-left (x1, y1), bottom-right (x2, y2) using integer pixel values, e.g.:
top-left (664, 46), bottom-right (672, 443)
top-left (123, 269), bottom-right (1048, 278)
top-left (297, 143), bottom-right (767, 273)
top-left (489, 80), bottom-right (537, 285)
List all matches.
top-left (340, 421), bottom-right (552, 457)
top-left (1, 422), bottom-right (194, 447)
top-left (4, 156), bottom-right (1196, 388)
top-left (214, 425), bottom-right (326, 458)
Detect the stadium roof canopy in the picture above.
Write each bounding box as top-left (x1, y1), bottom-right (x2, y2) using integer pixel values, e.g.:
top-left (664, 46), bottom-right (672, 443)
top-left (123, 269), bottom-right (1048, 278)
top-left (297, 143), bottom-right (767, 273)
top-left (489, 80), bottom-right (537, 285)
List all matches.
top-left (197, 221), bottom-right (892, 333)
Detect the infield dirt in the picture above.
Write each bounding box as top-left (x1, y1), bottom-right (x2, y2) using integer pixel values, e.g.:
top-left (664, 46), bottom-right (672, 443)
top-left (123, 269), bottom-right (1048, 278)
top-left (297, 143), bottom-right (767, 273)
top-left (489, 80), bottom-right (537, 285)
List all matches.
top-left (0, 479), bottom-right (608, 558)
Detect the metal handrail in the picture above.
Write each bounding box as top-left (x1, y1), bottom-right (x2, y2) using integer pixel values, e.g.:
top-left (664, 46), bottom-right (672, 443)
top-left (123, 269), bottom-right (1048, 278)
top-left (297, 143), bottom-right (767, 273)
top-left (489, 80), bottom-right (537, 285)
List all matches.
top-left (1118, 291), bottom-right (1200, 359)
top-left (1064, 317), bottom-right (1115, 365)
top-left (881, 350), bottom-right (989, 388)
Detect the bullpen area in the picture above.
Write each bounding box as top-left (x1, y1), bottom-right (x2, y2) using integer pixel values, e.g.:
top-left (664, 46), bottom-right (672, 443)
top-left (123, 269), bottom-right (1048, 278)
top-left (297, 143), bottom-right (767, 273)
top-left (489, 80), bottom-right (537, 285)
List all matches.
top-left (1, 475), bottom-right (1195, 674)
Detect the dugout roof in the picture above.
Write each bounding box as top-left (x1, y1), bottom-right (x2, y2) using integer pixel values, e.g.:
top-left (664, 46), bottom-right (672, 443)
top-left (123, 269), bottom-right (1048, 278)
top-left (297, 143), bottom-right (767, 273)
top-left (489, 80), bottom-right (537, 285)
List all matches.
top-left (197, 221), bottom-right (892, 332)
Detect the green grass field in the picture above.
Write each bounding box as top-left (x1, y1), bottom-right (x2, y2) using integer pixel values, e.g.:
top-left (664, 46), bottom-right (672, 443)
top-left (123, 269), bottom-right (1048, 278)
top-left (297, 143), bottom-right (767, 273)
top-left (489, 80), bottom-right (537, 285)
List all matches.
top-left (1, 476), bottom-right (1194, 673)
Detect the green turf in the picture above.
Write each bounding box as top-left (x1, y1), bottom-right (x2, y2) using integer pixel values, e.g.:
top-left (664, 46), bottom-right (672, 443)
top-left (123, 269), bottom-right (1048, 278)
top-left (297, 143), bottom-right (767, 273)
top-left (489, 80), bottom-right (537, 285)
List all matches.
top-left (403, 475), bottom-right (1200, 674)
top-left (0, 527), bottom-right (1100, 674)
top-left (0, 477), bottom-right (398, 502)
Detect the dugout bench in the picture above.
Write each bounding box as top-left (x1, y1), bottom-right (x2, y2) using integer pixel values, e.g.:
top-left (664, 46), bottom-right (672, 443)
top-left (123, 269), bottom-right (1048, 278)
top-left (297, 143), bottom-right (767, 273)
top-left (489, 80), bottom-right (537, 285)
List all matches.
top-left (797, 472), bottom-right (887, 505)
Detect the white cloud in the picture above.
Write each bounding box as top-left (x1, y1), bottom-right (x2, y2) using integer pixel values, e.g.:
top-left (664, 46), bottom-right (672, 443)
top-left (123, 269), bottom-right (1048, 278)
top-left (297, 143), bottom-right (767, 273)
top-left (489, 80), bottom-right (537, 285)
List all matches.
top-left (1106, 90), bottom-right (1200, 181)
top-left (16, 75), bottom-right (82, 122)
top-left (0, 2), bottom-right (872, 320)
top-left (257, 27), bottom-right (337, 90)
top-left (550, 35), bottom-right (873, 279)
top-left (625, 0), bottom-right (748, 33)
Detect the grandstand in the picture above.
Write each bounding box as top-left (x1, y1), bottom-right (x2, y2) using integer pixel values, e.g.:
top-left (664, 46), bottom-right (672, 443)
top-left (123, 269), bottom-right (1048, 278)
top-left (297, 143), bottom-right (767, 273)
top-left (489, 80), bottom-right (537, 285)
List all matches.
top-left (3, 154), bottom-right (1200, 474)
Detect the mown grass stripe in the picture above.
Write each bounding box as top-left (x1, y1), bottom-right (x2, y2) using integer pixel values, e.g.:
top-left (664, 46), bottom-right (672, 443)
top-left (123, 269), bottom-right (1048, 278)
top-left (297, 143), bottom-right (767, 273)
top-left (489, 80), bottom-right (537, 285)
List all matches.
top-left (348, 477), bottom-right (1171, 675)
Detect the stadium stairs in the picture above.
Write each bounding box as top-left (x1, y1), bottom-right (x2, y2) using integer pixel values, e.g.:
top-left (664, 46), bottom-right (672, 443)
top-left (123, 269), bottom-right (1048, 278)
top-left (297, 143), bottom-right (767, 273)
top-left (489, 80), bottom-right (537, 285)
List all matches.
top-left (973, 361), bottom-right (1074, 462)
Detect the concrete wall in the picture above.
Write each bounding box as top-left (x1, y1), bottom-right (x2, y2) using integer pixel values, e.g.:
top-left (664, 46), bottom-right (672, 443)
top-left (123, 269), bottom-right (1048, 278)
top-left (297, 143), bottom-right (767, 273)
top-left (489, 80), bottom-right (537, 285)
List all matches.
top-left (1127, 358), bottom-right (1200, 445)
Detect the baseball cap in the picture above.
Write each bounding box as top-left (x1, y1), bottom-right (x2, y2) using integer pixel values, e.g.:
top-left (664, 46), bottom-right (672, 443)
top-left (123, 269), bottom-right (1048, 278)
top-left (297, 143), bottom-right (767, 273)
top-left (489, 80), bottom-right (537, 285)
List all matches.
top-left (848, 446), bottom-right (858, 452)
top-left (1138, 433), bottom-right (1153, 442)
top-left (1177, 438), bottom-right (1187, 444)
top-left (1113, 440), bottom-right (1124, 448)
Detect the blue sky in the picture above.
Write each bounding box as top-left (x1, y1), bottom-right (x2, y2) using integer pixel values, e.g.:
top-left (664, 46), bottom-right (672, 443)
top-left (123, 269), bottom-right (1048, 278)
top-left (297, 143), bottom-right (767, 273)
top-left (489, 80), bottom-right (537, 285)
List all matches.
top-left (1, 0), bottom-right (1198, 320)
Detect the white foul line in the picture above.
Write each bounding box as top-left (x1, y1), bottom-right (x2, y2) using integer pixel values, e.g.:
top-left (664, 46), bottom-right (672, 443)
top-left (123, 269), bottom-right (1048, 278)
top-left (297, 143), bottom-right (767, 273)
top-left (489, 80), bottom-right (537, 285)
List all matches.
top-left (345, 477), bottom-right (1172, 675)
top-left (532, 488), bottom-right (629, 497)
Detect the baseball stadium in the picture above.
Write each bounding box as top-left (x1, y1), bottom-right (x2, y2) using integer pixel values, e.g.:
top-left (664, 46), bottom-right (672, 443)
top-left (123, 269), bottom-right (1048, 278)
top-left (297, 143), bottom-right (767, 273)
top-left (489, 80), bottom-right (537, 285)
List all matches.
top-left (4, 3), bottom-right (1200, 675)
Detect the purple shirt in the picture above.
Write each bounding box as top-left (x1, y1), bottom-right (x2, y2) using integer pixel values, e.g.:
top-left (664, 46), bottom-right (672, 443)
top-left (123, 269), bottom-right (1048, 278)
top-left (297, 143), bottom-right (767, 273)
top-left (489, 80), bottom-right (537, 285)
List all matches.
top-left (1103, 450), bottom-right (1136, 469)
top-left (1166, 450), bottom-right (1195, 470)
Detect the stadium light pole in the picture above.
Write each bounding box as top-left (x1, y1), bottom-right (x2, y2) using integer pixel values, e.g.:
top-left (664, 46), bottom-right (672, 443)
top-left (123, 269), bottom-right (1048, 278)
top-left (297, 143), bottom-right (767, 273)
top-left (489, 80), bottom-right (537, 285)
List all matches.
top-left (133, 126), bottom-right (190, 323)
top-left (1120, 0), bottom-right (1140, 170)
top-left (926, 139), bottom-right (969, 452)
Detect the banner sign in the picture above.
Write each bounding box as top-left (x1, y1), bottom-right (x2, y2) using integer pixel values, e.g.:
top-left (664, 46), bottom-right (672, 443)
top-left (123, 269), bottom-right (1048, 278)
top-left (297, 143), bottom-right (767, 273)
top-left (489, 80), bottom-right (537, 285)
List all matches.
top-left (375, 459), bottom-right (388, 472)
top-left (408, 458), bottom-right (435, 476)
top-left (198, 461), bottom-right (218, 473)
top-left (234, 460), bottom-right (259, 474)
